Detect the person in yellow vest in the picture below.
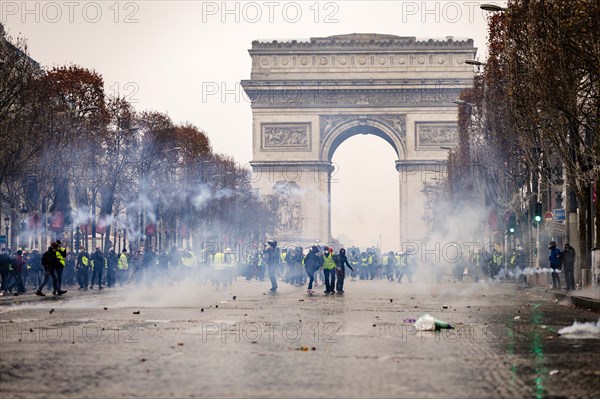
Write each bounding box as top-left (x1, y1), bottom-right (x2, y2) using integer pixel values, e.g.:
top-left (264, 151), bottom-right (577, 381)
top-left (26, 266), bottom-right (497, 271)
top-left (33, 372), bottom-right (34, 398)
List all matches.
top-left (224, 248), bottom-right (236, 285)
top-left (76, 246), bottom-right (90, 290)
top-left (55, 240), bottom-right (67, 294)
top-left (212, 249), bottom-right (226, 288)
top-left (322, 247), bottom-right (336, 294)
top-left (181, 249), bottom-right (198, 282)
top-left (117, 248), bottom-right (129, 287)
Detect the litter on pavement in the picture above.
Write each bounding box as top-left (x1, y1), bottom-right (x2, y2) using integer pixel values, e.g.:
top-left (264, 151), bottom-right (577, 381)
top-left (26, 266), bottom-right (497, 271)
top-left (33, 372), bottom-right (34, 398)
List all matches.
top-left (414, 314), bottom-right (454, 331)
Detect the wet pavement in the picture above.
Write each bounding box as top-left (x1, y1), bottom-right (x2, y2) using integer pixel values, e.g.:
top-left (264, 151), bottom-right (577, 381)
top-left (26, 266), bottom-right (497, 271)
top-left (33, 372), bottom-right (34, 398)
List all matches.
top-left (0, 279), bottom-right (599, 398)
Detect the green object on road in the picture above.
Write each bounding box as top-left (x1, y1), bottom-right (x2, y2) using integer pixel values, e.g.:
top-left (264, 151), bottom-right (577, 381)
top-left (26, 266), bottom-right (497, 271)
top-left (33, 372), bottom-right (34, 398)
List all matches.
top-left (415, 314), bottom-right (454, 331)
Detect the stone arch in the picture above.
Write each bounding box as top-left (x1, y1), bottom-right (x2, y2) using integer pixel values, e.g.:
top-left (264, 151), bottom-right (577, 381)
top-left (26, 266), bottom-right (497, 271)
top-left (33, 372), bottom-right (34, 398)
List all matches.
top-left (320, 117), bottom-right (407, 162)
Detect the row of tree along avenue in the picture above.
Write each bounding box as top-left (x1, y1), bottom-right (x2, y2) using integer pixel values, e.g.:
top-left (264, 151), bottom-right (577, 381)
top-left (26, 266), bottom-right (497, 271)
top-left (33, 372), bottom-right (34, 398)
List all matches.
top-left (442, 0), bottom-right (599, 286)
top-left (0, 23), bottom-right (277, 254)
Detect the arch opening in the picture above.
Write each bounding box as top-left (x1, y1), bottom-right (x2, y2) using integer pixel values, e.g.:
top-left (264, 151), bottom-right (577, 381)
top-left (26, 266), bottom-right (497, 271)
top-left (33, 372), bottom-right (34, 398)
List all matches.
top-left (330, 133), bottom-right (400, 251)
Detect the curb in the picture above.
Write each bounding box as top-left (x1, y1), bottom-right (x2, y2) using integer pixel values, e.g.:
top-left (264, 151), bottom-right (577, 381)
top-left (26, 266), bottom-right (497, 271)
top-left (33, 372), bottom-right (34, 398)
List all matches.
top-left (529, 287), bottom-right (600, 312)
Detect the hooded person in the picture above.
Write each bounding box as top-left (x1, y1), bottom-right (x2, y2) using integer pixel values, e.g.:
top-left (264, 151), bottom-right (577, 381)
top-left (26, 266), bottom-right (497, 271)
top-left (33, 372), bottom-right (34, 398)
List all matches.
top-left (36, 244), bottom-right (64, 296)
top-left (303, 246), bottom-right (323, 294)
top-left (548, 241), bottom-right (562, 289)
top-left (334, 248), bottom-right (354, 294)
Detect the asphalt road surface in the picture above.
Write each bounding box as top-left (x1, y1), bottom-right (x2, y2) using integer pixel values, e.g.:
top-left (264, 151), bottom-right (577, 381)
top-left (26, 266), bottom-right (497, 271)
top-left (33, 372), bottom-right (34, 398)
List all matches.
top-left (1, 278), bottom-right (599, 398)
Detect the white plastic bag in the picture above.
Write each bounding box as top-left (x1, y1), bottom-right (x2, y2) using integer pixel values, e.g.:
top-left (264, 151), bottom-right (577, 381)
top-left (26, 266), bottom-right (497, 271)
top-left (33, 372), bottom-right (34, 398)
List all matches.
top-left (415, 314), bottom-right (436, 331)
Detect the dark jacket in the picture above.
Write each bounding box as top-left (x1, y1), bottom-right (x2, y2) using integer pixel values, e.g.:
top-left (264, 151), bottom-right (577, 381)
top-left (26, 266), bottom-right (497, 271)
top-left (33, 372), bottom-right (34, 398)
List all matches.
top-left (549, 247), bottom-right (562, 269)
top-left (303, 250), bottom-right (323, 271)
top-left (562, 246), bottom-right (576, 269)
top-left (334, 253), bottom-right (353, 271)
top-left (91, 250), bottom-right (104, 269)
top-left (42, 250), bottom-right (59, 271)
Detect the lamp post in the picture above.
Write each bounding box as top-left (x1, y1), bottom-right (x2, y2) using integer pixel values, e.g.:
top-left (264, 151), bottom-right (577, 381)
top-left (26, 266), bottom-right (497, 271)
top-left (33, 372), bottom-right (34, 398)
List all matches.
top-left (19, 206), bottom-right (27, 249)
top-left (117, 228), bottom-right (122, 253)
top-left (74, 225), bottom-right (82, 254)
top-left (4, 217), bottom-right (9, 250)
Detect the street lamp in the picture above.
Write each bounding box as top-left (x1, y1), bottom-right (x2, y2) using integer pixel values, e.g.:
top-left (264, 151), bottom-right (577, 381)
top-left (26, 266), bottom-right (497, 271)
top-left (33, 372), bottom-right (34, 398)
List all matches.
top-left (480, 4), bottom-right (507, 12)
top-left (19, 206), bottom-right (27, 249)
top-left (118, 228), bottom-right (122, 253)
top-left (74, 225), bottom-right (82, 253)
top-left (465, 59), bottom-right (487, 66)
top-left (453, 99), bottom-right (475, 107)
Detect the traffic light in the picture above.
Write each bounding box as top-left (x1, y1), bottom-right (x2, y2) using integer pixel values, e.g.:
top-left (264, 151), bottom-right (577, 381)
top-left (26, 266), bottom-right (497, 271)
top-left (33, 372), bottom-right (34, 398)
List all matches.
top-left (534, 202), bottom-right (543, 223)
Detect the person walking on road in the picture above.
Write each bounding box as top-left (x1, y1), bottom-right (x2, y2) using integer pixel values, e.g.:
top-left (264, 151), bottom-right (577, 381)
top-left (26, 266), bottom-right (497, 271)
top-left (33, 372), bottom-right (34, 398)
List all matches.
top-left (76, 246), bottom-right (90, 290)
top-left (264, 241), bottom-right (280, 292)
top-left (334, 248), bottom-right (354, 294)
top-left (55, 240), bottom-right (67, 293)
top-left (36, 245), bottom-right (64, 296)
top-left (90, 246), bottom-right (104, 290)
top-left (7, 250), bottom-right (26, 295)
top-left (304, 246), bottom-right (322, 294)
top-left (562, 243), bottom-right (576, 291)
top-left (322, 247), bottom-right (336, 294)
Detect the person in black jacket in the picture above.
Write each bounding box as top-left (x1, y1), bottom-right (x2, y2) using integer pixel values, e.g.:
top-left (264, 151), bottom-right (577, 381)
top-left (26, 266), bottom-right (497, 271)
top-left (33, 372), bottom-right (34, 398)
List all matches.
top-left (334, 248), bottom-right (354, 294)
top-left (0, 248), bottom-right (12, 295)
top-left (303, 246), bottom-right (323, 294)
top-left (90, 246), bottom-right (104, 290)
top-left (36, 245), bottom-right (63, 296)
top-left (562, 243), bottom-right (576, 291)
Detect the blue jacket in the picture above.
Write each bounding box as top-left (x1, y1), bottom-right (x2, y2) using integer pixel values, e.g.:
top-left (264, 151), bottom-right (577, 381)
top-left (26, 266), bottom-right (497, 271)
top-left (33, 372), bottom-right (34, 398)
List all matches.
top-left (549, 247), bottom-right (562, 268)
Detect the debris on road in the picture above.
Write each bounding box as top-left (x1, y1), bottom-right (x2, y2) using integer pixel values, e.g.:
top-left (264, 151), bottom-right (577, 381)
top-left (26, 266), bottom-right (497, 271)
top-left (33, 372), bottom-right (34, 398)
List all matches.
top-left (133, 311), bottom-right (140, 315)
top-left (414, 314), bottom-right (454, 331)
top-left (514, 316), bottom-right (521, 320)
top-left (403, 319), bottom-right (416, 323)
top-left (49, 309), bottom-right (54, 314)
top-left (103, 307), bottom-right (108, 310)
top-left (549, 370), bottom-right (559, 376)
top-left (233, 296), bottom-right (237, 300)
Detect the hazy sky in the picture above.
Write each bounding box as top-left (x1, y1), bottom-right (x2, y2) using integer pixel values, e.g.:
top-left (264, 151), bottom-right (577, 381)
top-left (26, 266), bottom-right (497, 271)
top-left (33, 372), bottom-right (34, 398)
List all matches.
top-left (2, 0), bottom-right (501, 250)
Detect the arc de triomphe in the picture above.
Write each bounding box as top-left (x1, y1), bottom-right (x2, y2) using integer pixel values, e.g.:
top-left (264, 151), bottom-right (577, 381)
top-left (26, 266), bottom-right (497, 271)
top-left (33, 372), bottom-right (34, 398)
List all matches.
top-left (241, 34), bottom-right (476, 248)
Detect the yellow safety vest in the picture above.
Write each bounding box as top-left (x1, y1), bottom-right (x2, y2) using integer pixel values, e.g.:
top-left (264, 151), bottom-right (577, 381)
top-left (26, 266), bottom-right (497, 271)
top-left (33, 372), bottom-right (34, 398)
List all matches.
top-left (182, 252), bottom-right (197, 267)
top-left (382, 255), bottom-right (389, 266)
top-left (323, 253), bottom-right (336, 270)
top-left (213, 252), bottom-right (225, 270)
top-left (82, 256), bottom-right (89, 267)
top-left (56, 249), bottom-right (65, 266)
top-left (118, 253), bottom-right (128, 270)
top-left (361, 256), bottom-right (369, 266)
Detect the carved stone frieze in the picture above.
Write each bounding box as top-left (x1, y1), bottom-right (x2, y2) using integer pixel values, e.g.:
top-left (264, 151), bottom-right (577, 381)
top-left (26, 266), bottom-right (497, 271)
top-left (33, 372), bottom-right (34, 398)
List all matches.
top-left (415, 122), bottom-right (458, 147)
top-left (246, 88), bottom-right (461, 107)
top-left (261, 123), bottom-right (311, 150)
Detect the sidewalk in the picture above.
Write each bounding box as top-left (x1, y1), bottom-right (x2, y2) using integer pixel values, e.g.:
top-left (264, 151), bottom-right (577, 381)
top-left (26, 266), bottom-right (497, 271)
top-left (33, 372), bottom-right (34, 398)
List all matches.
top-left (527, 285), bottom-right (600, 311)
